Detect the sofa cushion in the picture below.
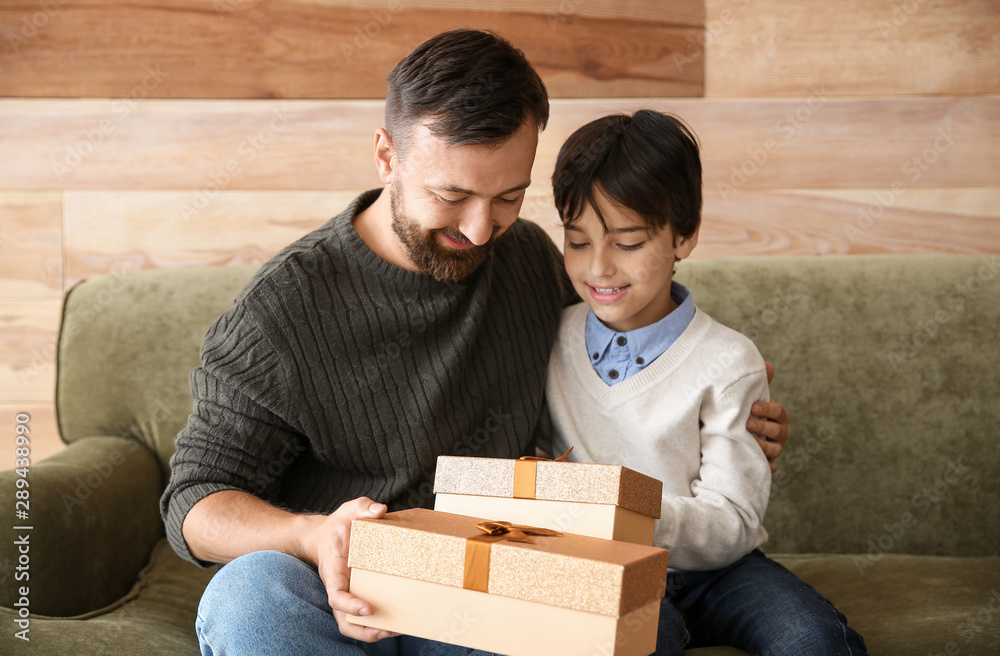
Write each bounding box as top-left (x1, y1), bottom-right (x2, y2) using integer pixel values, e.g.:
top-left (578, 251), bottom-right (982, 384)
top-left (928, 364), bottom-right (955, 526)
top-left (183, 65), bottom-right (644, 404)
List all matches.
top-left (686, 553), bottom-right (1000, 655)
top-left (1, 539), bottom-right (214, 656)
top-left (777, 553), bottom-right (1000, 656)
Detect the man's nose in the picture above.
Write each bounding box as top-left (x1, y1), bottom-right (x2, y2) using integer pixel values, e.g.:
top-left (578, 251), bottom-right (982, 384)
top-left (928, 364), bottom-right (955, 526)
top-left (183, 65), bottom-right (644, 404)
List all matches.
top-left (458, 202), bottom-right (496, 246)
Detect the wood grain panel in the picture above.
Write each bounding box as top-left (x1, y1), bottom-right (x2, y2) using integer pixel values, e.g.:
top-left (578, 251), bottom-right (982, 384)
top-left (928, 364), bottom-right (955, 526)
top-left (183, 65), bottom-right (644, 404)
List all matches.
top-left (0, 300), bottom-right (61, 403)
top-left (0, 404), bottom-right (62, 470)
top-left (0, 99), bottom-right (385, 191)
top-left (695, 188), bottom-right (1000, 258)
top-left (807, 189), bottom-right (1000, 220)
top-left (59, 187), bottom-right (999, 285)
top-left (0, 0), bottom-right (701, 99)
top-left (536, 97), bottom-right (1000, 191)
top-left (62, 190), bottom-right (559, 283)
top-left (64, 190), bottom-right (357, 285)
top-left (0, 192), bottom-right (62, 298)
top-left (299, 0), bottom-right (703, 23)
top-left (704, 0), bottom-right (1000, 97)
top-left (2, 97), bottom-right (997, 191)
top-left (528, 188), bottom-right (1000, 257)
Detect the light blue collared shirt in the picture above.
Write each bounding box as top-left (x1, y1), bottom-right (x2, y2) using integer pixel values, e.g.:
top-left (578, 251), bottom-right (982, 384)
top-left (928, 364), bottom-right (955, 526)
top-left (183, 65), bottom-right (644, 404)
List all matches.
top-left (584, 282), bottom-right (695, 386)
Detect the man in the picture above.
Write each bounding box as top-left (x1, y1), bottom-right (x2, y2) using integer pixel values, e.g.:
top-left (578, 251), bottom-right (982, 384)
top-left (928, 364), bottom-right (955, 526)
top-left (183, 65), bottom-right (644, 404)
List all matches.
top-left (161, 29), bottom-right (789, 655)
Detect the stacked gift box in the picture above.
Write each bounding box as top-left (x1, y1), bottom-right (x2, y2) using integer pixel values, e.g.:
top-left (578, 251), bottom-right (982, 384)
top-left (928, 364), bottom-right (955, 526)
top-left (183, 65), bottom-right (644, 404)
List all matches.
top-left (348, 452), bottom-right (669, 656)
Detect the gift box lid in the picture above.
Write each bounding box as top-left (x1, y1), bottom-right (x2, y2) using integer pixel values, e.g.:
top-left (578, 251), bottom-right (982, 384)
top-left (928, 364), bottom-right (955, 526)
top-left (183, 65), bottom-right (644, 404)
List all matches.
top-left (434, 455), bottom-right (663, 519)
top-left (348, 508), bottom-right (669, 617)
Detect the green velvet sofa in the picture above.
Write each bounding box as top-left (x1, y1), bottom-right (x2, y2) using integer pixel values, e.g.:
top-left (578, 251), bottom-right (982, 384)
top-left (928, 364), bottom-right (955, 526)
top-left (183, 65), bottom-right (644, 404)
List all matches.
top-left (2, 254), bottom-right (998, 656)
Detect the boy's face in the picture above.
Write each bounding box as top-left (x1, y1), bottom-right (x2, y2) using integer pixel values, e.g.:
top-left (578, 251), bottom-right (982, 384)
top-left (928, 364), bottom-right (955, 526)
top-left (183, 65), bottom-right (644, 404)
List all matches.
top-left (384, 120), bottom-right (537, 282)
top-left (563, 188), bottom-right (698, 333)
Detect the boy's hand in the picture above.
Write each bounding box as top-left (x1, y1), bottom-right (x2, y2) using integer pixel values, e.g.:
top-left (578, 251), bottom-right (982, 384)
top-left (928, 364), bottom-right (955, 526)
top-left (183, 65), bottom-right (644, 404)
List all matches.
top-left (748, 362), bottom-right (790, 473)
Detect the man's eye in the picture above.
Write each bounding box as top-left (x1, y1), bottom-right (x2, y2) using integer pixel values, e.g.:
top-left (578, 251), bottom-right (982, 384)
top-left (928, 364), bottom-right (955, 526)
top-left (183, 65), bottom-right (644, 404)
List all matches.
top-left (619, 242), bottom-right (645, 251)
top-left (438, 195), bottom-right (461, 205)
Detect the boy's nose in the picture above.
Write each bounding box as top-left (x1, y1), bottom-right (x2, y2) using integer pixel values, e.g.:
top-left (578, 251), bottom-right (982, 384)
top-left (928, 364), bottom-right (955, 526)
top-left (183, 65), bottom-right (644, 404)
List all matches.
top-left (589, 248), bottom-right (616, 278)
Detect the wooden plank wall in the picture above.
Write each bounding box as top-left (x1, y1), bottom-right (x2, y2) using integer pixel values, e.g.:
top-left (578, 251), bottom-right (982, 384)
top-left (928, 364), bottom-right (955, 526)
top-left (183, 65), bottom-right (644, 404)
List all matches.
top-left (1, 0), bottom-right (998, 462)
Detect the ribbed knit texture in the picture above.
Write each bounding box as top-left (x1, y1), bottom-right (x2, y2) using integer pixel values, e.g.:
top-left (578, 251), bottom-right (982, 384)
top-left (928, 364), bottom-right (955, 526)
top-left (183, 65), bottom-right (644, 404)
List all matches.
top-left (547, 303), bottom-right (772, 571)
top-left (161, 189), bottom-right (574, 565)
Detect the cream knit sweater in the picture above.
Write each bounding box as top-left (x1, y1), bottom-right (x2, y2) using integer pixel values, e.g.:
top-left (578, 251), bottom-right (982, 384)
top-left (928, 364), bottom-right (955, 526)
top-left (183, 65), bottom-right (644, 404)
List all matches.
top-left (547, 303), bottom-right (772, 571)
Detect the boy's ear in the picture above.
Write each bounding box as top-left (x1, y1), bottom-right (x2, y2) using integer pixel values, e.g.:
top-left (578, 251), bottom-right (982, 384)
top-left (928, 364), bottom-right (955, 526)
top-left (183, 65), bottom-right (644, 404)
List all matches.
top-left (675, 225), bottom-right (700, 260)
top-left (373, 128), bottom-right (398, 185)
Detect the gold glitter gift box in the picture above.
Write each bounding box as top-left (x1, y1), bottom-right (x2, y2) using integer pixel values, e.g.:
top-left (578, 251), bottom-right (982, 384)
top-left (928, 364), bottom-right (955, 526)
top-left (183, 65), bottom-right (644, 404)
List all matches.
top-left (433, 454), bottom-right (663, 545)
top-left (348, 508), bottom-right (669, 656)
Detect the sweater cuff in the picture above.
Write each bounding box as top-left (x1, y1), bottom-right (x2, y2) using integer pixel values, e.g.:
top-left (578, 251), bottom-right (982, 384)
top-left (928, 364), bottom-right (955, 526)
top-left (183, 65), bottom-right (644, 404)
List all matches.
top-left (162, 482), bottom-right (243, 568)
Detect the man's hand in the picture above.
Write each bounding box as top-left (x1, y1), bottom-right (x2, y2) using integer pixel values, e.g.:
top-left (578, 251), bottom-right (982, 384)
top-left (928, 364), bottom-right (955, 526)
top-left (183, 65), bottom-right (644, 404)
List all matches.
top-left (301, 497), bottom-right (397, 643)
top-left (183, 491), bottom-right (397, 642)
top-left (748, 362), bottom-right (790, 473)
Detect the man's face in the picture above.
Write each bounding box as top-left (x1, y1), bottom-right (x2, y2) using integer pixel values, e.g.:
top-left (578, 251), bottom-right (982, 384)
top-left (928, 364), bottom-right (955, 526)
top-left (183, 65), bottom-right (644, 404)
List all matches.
top-left (388, 120), bottom-right (538, 282)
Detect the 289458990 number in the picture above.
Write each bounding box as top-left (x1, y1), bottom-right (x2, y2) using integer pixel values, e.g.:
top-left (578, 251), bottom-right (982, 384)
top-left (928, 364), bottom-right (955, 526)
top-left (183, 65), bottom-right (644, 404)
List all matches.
top-left (14, 413), bottom-right (30, 521)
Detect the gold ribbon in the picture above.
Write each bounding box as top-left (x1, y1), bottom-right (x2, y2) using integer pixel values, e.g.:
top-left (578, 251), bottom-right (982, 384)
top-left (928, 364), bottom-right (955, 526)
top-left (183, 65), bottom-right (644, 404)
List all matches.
top-left (462, 521), bottom-right (562, 593)
top-left (512, 446), bottom-right (574, 499)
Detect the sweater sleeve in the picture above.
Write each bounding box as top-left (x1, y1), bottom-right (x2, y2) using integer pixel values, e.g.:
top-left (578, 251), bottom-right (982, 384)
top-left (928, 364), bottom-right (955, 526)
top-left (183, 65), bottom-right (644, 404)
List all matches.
top-left (548, 235), bottom-right (580, 308)
top-left (160, 299), bottom-right (307, 567)
top-left (523, 221), bottom-right (578, 457)
top-left (656, 367), bottom-right (771, 570)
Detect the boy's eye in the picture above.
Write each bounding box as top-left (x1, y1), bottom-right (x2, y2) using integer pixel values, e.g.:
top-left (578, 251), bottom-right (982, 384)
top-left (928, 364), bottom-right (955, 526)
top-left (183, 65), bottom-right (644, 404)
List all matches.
top-left (565, 242), bottom-right (588, 250)
top-left (618, 242), bottom-right (645, 251)
top-left (498, 196), bottom-right (520, 205)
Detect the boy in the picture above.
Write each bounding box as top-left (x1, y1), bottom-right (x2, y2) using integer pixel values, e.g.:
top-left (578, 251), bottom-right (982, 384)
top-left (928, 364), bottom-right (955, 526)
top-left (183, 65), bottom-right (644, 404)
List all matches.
top-left (545, 110), bottom-right (868, 655)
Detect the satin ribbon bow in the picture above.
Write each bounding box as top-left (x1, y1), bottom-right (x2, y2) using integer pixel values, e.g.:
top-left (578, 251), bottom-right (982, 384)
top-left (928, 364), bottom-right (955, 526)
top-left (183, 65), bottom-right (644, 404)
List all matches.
top-left (474, 520), bottom-right (562, 541)
top-left (513, 446), bottom-right (573, 499)
top-left (463, 520), bottom-right (562, 592)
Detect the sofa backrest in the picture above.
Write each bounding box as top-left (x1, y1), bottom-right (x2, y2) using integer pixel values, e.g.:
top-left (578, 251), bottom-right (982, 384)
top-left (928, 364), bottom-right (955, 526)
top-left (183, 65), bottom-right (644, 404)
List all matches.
top-left (57, 265), bottom-right (258, 482)
top-left (676, 254), bottom-right (999, 557)
top-left (56, 255), bottom-right (999, 556)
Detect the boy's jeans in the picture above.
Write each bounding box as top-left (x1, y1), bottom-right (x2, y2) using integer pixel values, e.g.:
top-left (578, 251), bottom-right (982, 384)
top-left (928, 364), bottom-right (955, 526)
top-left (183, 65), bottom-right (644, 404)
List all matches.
top-left (196, 549), bottom-right (867, 655)
top-left (656, 549), bottom-right (869, 655)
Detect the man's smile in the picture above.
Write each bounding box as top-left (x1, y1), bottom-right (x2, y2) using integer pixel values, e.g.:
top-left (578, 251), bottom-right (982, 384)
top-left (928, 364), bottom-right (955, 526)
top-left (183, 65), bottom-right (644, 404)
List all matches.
top-left (439, 231), bottom-right (476, 249)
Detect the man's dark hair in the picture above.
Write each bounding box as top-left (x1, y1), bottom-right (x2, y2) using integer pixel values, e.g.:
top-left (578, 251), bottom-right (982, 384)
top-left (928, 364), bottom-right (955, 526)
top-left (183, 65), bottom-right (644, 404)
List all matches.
top-left (385, 29), bottom-right (549, 154)
top-left (552, 110), bottom-right (702, 242)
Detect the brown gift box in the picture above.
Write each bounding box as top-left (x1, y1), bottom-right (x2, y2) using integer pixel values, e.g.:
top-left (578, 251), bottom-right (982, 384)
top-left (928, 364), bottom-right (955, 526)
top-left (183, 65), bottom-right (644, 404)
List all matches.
top-left (348, 508), bottom-right (669, 656)
top-left (433, 455), bottom-right (663, 545)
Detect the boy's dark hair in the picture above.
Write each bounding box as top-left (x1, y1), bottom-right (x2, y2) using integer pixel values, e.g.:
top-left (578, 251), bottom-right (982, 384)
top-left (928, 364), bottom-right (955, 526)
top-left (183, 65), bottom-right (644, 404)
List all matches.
top-left (552, 110), bottom-right (702, 242)
top-left (385, 29), bottom-right (549, 155)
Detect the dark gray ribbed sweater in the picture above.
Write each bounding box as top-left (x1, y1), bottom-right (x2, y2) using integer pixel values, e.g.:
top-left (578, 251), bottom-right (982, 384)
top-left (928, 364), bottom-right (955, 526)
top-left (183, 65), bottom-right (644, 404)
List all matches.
top-left (161, 189), bottom-right (574, 565)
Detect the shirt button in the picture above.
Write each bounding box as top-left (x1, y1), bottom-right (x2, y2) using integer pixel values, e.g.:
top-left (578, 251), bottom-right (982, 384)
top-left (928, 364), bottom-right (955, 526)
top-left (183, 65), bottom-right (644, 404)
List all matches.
top-left (609, 370), bottom-right (619, 380)
top-left (636, 357), bottom-right (645, 365)
top-left (616, 336), bottom-right (627, 346)
top-left (592, 353), bottom-right (599, 360)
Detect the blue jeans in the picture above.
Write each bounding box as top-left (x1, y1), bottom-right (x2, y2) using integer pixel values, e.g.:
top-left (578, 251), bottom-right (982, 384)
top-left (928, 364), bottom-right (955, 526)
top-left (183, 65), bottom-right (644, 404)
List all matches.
top-left (197, 549), bottom-right (867, 656)
top-left (196, 550), bottom-right (495, 656)
top-left (656, 549), bottom-right (869, 655)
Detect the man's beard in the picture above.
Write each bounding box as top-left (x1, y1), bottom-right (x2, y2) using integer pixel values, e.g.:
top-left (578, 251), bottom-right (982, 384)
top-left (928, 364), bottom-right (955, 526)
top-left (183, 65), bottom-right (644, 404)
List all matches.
top-left (390, 179), bottom-right (500, 283)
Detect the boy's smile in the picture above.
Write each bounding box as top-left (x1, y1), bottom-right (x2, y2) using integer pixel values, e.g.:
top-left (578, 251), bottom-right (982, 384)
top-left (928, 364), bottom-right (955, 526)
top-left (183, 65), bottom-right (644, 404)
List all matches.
top-left (589, 284), bottom-right (630, 303)
top-left (564, 188), bottom-right (698, 333)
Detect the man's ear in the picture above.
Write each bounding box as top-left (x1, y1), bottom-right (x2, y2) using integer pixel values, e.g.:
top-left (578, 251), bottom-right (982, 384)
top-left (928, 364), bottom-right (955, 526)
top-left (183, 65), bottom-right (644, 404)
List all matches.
top-left (675, 224), bottom-right (700, 260)
top-left (374, 128), bottom-right (398, 185)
